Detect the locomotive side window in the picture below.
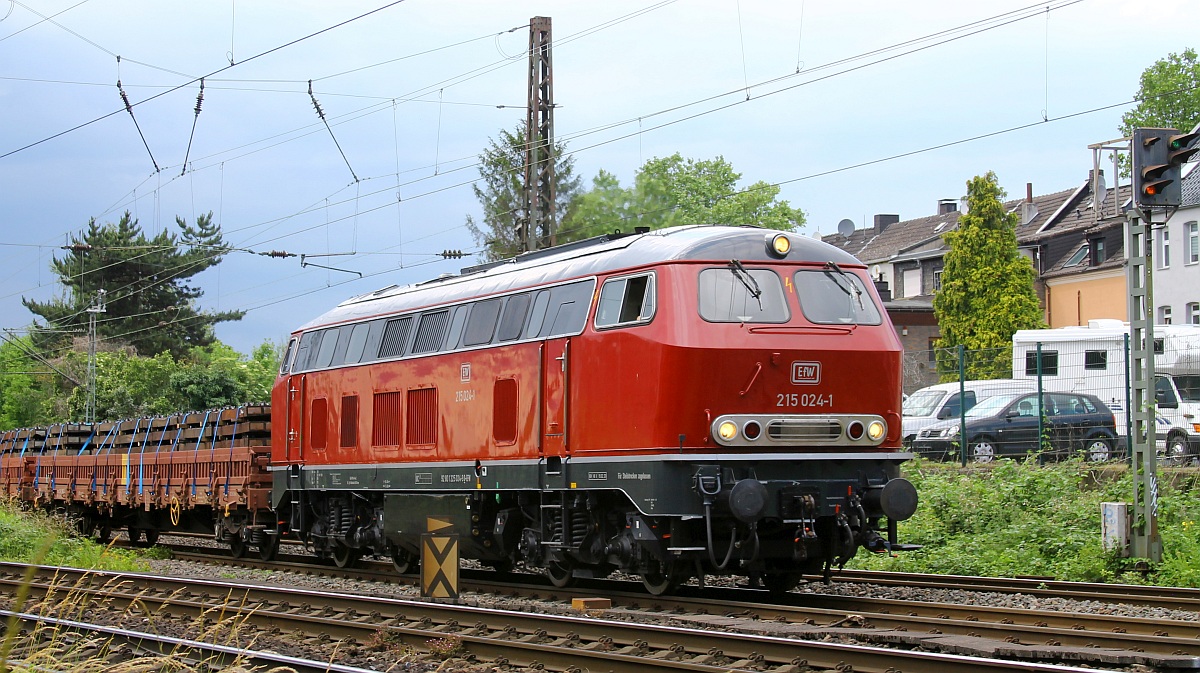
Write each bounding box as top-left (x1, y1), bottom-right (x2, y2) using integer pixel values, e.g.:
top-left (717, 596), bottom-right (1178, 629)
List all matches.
top-left (444, 306), bottom-right (468, 351)
top-left (793, 268), bottom-right (883, 325)
top-left (313, 328), bottom-right (342, 369)
top-left (463, 298), bottom-right (502, 346)
top-left (360, 319), bottom-right (387, 363)
top-left (294, 331), bottom-right (319, 372)
top-left (412, 310), bottom-right (450, 354)
top-left (698, 267), bottom-right (789, 323)
top-left (497, 293), bottom-right (532, 341)
top-left (379, 316), bottom-right (413, 359)
top-left (279, 338), bottom-right (297, 374)
top-left (524, 290), bottom-right (551, 338)
top-left (343, 323), bottom-right (370, 364)
top-left (596, 273), bottom-right (656, 328)
top-left (541, 280), bottom-right (595, 337)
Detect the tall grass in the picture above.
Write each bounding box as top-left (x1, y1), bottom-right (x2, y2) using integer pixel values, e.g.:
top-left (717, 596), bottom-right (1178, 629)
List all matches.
top-left (852, 458), bottom-right (1200, 586)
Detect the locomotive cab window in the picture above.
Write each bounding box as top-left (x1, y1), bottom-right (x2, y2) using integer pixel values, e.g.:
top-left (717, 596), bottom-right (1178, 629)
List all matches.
top-left (793, 267), bottom-right (882, 325)
top-left (279, 338), bottom-right (297, 374)
top-left (699, 265), bottom-right (788, 323)
top-left (596, 273), bottom-right (656, 328)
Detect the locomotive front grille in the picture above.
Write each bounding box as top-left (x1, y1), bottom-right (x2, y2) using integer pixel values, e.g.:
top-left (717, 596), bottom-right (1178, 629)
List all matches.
top-left (766, 419), bottom-right (841, 442)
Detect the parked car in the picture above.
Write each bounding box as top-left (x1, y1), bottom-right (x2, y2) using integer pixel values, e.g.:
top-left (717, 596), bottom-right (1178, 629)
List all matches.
top-left (911, 391), bottom-right (1118, 462)
top-left (902, 379), bottom-right (1036, 448)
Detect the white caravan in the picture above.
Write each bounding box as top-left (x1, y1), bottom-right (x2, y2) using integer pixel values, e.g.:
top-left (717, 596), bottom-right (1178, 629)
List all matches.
top-left (1011, 319), bottom-right (1200, 462)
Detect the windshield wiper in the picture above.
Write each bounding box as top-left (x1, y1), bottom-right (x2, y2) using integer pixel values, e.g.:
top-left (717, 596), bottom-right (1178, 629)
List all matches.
top-left (823, 261), bottom-right (865, 311)
top-left (728, 259), bottom-right (762, 310)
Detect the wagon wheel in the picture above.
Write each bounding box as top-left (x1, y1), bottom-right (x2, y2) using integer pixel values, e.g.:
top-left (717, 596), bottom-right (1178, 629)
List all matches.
top-left (332, 541), bottom-right (360, 569)
top-left (96, 520), bottom-right (112, 544)
top-left (258, 533), bottom-right (280, 561)
top-left (143, 529), bottom-right (160, 546)
top-left (77, 514), bottom-right (97, 538)
top-left (127, 526), bottom-right (144, 545)
top-left (169, 497), bottom-right (182, 527)
top-left (391, 547), bottom-right (420, 571)
top-left (229, 536), bottom-right (248, 559)
top-left (546, 560), bottom-right (575, 588)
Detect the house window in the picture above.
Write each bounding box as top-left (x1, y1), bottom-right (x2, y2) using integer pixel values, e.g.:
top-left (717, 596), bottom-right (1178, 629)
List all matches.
top-left (1189, 222), bottom-right (1199, 264)
top-left (1189, 302), bottom-right (1200, 325)
top-left (1089, 237), bottom-right (1105, 266)
top-left (902, 268), bottom-right (921, 298)
top-left (1160, 305), bottom-right (1173, 325)
top-left (1064, 245), bottom-right (1088, 267)
top-left (933, 270), bottom-right (943, 291)
top-left (1161, 227), bottom-right (1171, 268)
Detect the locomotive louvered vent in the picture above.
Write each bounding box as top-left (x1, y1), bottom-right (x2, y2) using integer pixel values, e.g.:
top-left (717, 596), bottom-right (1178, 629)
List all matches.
top-left (379, 317), bottom-right (412, 358)
top-left (412, 310), bottom-right (450, 354)
top-left (372, 391), bottom-right (402, 446)
top-left (406, 387), bottom-right (437, 445)
top-left (767, 419), bottom-right (842, 442)
top-left (340, 395), bottom-right (358, 448)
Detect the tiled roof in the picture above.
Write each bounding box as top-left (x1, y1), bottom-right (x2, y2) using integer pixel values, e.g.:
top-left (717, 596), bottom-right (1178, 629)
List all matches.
top-left (820, 184), bottom-right (1080, 263)
top-left (1183, 163), bottom-right (1200, 208)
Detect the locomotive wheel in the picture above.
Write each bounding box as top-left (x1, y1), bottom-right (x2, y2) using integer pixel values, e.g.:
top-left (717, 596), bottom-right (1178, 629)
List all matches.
top-left (258, 534), bottom-right (280, 561)
top-left (970, 439), bottom-right (997, 463)
top-left (143, 529), bottom-right (160, 546)
top-left (640, 560), bottom-right (684, 596)
top-left (546, 560), bottom-right (575, 588)
top-left (230, 537), bottom-right (248, 559)
top-left (391, 549), bottom-right (417, 574)
top-left (332, 542), bottom-right (360, 569)
top-left (762, 572), bottom-right (802, 595)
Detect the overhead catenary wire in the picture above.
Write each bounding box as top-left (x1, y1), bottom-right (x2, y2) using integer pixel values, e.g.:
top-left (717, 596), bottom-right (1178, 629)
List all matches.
top-left (308, 80), bottom-right (359, 183)
top-left (180, 79), bottom-right (206, 176)
top-left (116, 72), bottom-right (160, 173)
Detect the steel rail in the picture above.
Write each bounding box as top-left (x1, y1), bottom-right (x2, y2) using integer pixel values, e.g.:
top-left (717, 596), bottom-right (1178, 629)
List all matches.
top-left (1, 563), bottom-right (1151, 673)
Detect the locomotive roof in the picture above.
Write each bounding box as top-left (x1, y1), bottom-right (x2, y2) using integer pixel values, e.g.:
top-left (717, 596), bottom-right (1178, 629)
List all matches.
top-left (297, 225), bottom-right (863, 332)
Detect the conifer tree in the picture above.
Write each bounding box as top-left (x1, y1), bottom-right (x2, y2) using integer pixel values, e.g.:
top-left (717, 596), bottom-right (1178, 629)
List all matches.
top-left (932, 172), bottom-right (1044, 380)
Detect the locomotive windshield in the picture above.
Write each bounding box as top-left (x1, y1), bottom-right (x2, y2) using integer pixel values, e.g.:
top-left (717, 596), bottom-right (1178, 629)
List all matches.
top-left (793, 266), bottom-right (883, 325)
top-left (698, 266), bottom-right (789, 323)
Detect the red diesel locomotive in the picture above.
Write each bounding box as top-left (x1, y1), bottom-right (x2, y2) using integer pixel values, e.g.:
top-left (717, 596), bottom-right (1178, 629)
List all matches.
top-left (268, 224), bottom-right (917, 593)
top-left (0, 224), bottom-right (916, 594)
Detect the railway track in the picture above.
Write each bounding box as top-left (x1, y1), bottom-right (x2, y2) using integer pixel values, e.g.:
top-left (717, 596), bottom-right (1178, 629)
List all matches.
top-left (3, 560), bottom-right (1179, 673)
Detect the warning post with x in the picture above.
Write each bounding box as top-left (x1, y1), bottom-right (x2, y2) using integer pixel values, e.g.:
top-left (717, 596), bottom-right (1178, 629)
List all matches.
top-left (421, 516), bottom-right (459, 599)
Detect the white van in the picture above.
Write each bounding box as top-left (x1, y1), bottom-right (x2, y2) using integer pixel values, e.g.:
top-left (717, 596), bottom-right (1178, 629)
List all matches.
top-left (902, 379), bottom-right (1037, 447)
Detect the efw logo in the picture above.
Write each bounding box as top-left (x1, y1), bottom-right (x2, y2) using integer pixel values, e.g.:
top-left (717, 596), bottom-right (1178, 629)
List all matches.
top-left (791, 361), bottom-right (820, 385)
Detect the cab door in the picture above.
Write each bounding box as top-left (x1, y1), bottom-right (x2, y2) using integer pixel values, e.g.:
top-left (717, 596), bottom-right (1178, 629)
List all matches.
top-left (540, 339), bottom-right (570, 486)
top-left (285, 374), bottom-right (306, 464)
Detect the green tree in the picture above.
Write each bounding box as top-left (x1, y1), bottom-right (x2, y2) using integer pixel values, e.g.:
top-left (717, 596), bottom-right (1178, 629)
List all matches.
top-left (560, 153), bottom-right (804, 241)
top-left (932, 172), bottom-right (1044, 380)
top-left (0, 336), bottom-right (62, 428)
top-left (465, 123), bottom-right (581, 262)
top-left (1120, 48), bottom-right (1200, 139)
top-left (23, 211), bottom-right (244, 359)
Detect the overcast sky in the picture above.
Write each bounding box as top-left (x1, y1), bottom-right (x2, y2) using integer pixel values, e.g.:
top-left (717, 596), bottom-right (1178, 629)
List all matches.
top-left (1, 0), bottom-right (1195, 354)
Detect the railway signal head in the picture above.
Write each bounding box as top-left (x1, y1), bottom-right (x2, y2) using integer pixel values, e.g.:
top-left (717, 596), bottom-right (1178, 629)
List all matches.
top-left (1132, 127), bottom-right (1198, 209)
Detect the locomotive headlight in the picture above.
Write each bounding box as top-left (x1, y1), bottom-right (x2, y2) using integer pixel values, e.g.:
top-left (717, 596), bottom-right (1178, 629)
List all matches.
top-left (717, 420), bottom-right (739, 441)
top-left (867, 420), bottom-right (886, 441)
top-left (767, 233), bottom-right (791, 258)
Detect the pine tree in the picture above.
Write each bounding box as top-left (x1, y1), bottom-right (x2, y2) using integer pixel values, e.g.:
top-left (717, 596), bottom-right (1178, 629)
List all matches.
top-left (465, 122), bottom-right (581, 262)
top-left (932, 172), bottom-right (1044, 380)
top-left (23, 211), bottom-right (244, 359)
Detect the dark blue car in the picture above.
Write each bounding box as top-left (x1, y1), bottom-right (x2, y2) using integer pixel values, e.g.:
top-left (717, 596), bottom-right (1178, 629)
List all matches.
top-left (911, 391), bottom-right (1118, 462)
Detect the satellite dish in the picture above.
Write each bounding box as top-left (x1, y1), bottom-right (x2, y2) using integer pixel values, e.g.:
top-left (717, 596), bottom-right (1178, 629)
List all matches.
top-left (1095, 173), bottom-right (1108, 203)
top-left (837, 218), bottom-right (855, 237)
top-left (870, 264), bottom-right (882, 279)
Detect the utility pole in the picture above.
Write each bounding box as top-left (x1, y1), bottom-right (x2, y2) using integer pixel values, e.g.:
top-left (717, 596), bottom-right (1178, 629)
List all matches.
top-left (85, 289), bottom-right (107, 424)
top-left (522, 16), bottom-right (555, 253)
